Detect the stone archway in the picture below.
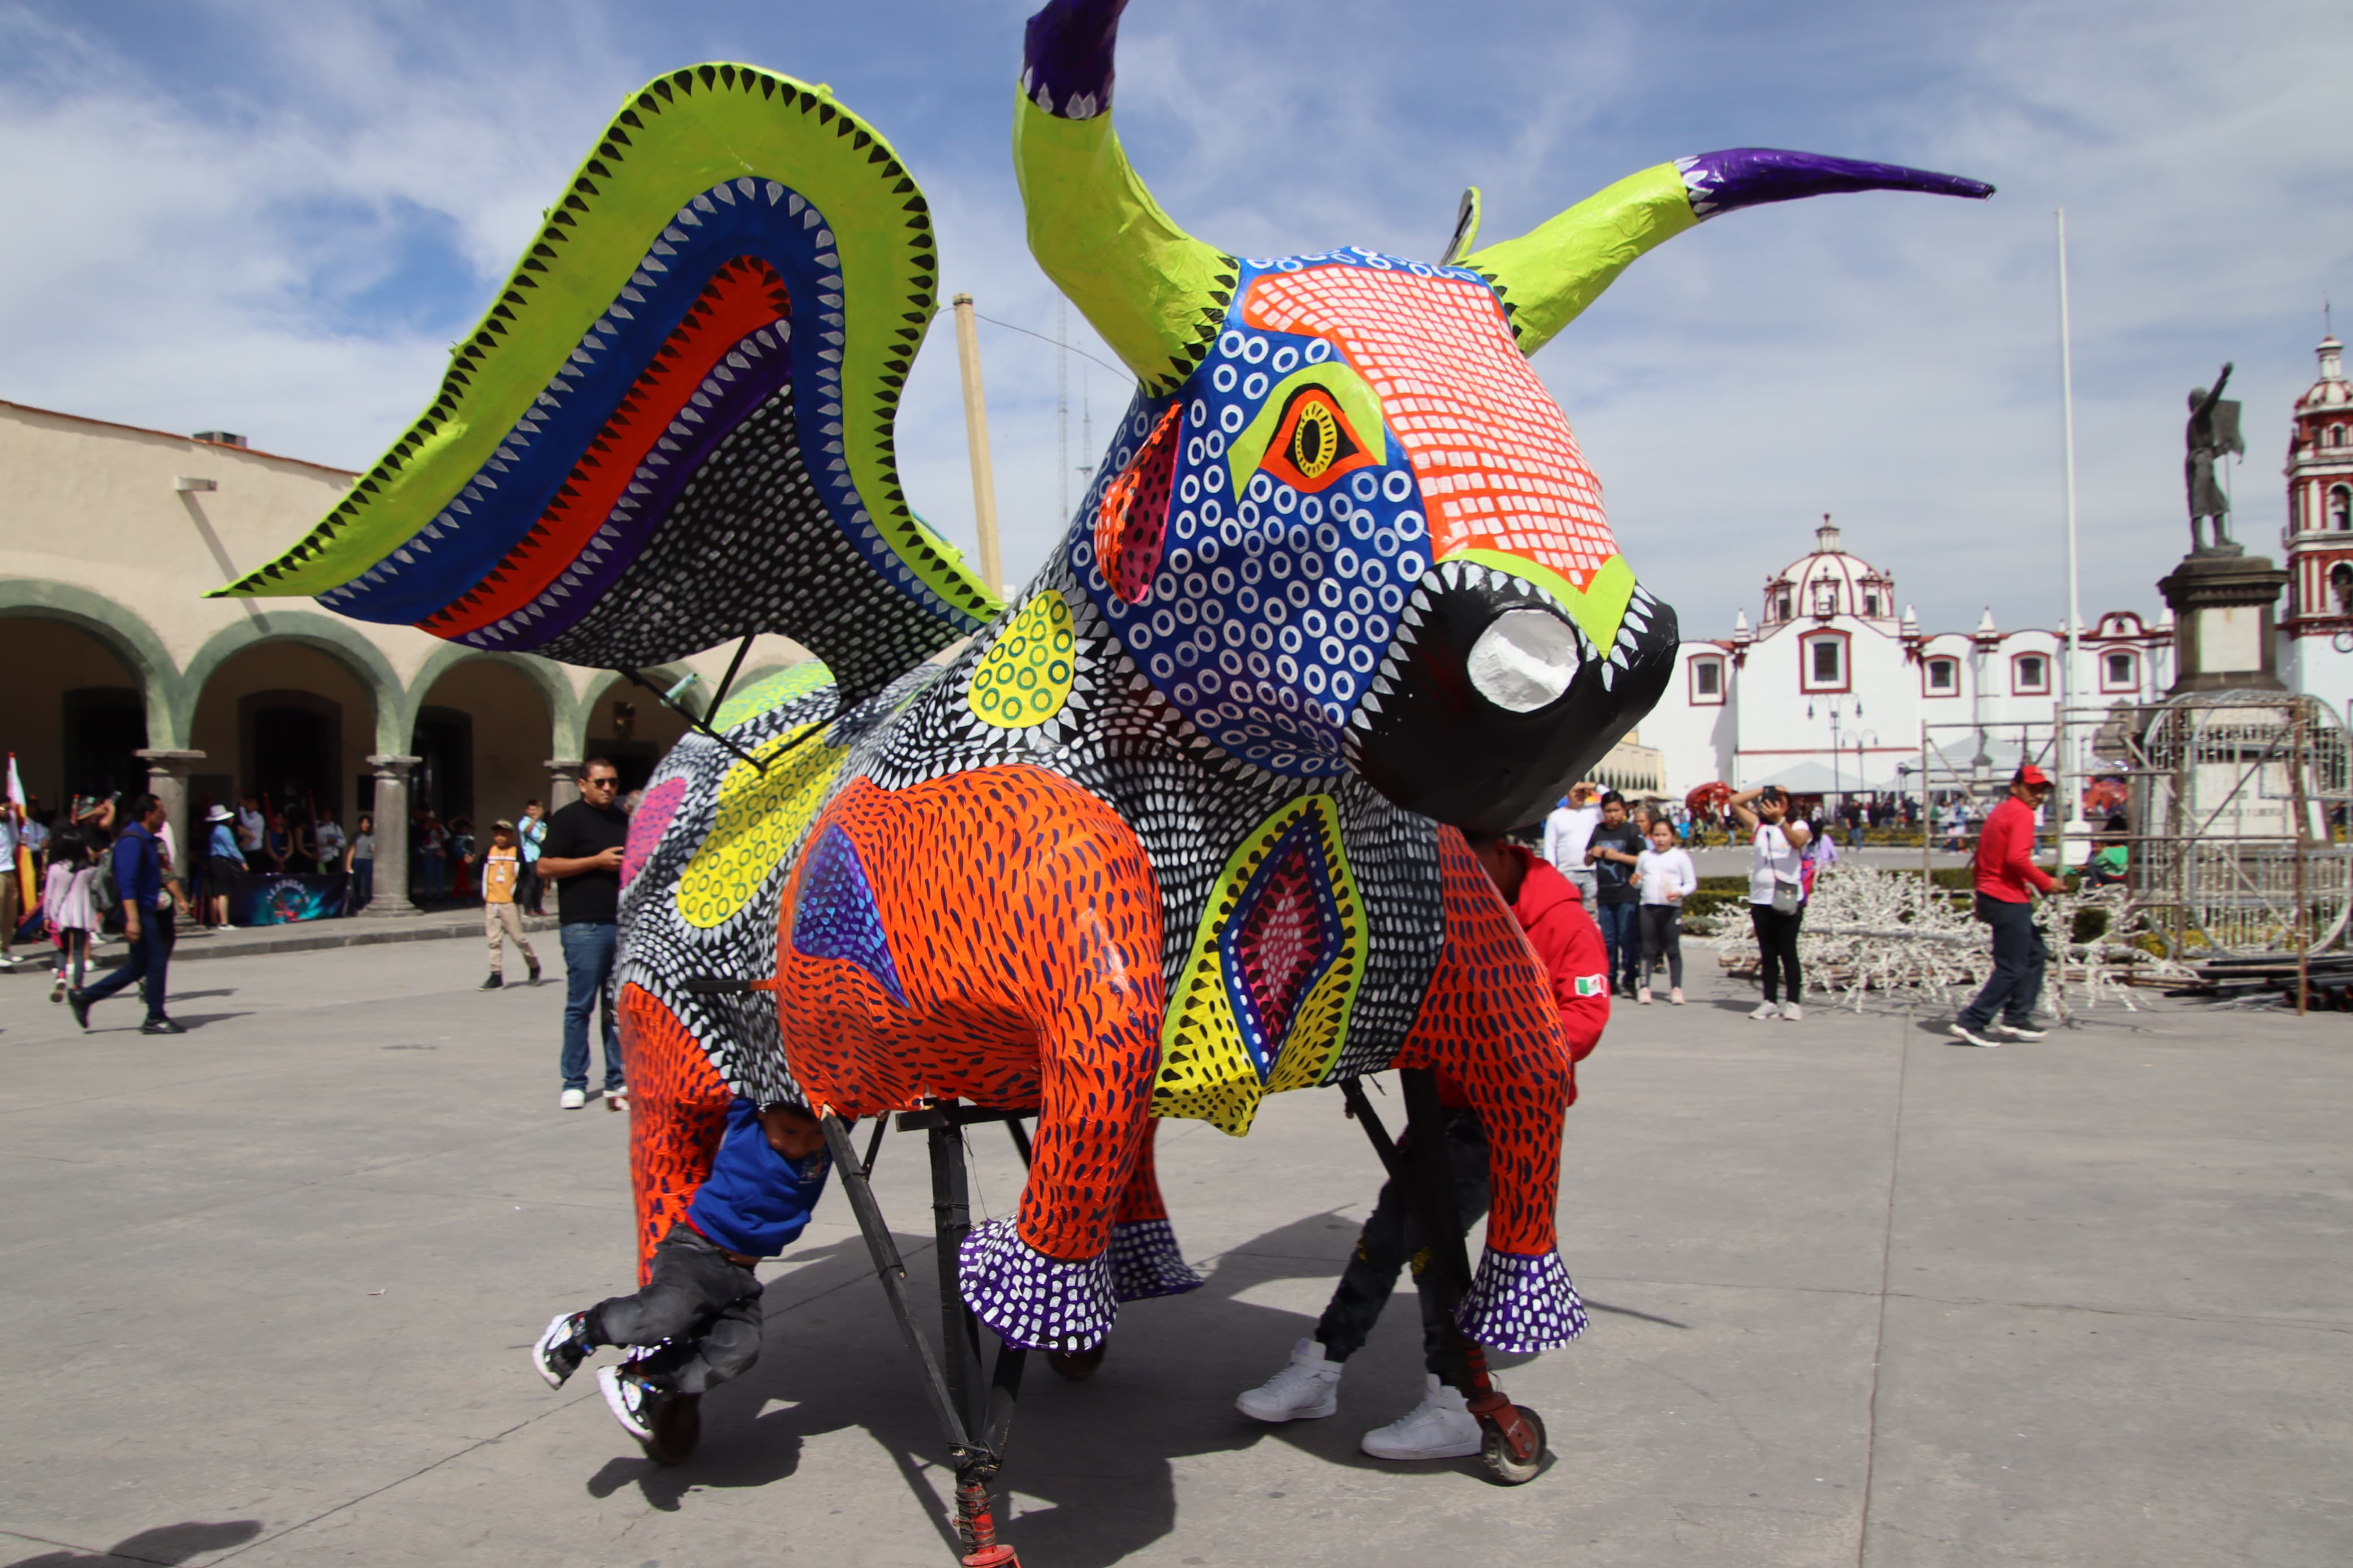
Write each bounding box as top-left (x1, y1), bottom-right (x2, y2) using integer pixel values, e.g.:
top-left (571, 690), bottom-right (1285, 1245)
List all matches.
top-left (403, 652), bottom-right (563, 827)
top-left (183, 618), bottom-right (399, 830)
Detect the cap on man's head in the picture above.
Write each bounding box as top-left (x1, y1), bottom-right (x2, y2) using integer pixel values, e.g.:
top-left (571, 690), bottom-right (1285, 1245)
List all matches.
top-left (2015, 764), bottom-right (2052, 787)
top-left (492, 818), bottom-right (516, 831)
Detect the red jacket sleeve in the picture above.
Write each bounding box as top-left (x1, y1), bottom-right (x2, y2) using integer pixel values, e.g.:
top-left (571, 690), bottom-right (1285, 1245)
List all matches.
top-left (1522, 899), bottom-right (1609, 1067)
top-left (2005, 804), bottom-right (2058, 895)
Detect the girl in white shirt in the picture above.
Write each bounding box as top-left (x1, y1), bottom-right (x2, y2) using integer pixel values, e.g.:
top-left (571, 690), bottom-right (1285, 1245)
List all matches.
top-left (1731, 785), bottom-right (1814, 1020)
top-left (1631, 820), bottom-right (1698, 1004)
top-left (40, 830), bottom-right (98, 1002)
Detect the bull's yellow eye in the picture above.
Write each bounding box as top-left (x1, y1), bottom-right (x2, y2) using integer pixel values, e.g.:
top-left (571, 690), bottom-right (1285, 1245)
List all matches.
top-left (1259, 386), bottom-right (1374, 494)
top-left (1288, 400), bottom-right (1341, 478)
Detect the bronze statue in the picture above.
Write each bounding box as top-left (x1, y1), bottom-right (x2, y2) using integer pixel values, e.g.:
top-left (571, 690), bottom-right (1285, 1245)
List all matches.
top-left (2186, 362), bottom-right (2244, 552)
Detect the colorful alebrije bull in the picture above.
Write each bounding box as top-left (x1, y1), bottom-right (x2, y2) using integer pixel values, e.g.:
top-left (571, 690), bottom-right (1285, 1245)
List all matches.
top-left (227, 0), bottom-right (1989, 1354)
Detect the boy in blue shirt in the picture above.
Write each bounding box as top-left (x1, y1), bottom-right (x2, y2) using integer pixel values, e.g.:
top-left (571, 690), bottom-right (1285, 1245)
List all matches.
top-left (533, 1098), bottom-right (832, 1462)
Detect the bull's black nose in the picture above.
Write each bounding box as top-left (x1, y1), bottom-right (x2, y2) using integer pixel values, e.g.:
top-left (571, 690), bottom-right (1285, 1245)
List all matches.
top-left (1346, 562), bottom-right (1677, 833)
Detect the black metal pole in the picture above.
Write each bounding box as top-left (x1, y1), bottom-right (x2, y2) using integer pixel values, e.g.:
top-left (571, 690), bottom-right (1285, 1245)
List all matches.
top-left (929, 1121), bottom-right (985, 1440)
top-left (818, 1112), bottom-right (969, 1450)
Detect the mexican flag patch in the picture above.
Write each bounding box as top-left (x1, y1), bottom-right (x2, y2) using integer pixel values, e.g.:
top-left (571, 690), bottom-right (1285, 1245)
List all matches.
top-left (1574, 974), bottom-right (1606, 997)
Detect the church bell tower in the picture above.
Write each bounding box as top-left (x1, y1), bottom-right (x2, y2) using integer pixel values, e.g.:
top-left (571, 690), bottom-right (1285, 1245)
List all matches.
top-left (2283, 332), bottom-right (2353, 633)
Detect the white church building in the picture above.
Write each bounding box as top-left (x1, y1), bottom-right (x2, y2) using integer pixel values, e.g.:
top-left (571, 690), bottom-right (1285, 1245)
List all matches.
top-left (1638, 519), bottom-right (2171, 801)
top-left (1641, 331), bottom-right (2353, 802)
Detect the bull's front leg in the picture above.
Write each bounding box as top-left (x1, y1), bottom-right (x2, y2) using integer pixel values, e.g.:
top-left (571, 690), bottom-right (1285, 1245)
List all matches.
top-left (957, 789), bottom-right (1167, 1351)
top-left (1391, 827), bottom-right (1586, 1354)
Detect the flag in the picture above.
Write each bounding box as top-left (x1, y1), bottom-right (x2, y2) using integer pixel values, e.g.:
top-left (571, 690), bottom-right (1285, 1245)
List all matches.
top-left (4, 753), bottom-right (21, 812)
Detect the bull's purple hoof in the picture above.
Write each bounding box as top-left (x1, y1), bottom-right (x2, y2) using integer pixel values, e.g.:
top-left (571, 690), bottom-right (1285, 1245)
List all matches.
top-left (1108, 1217), bottom-right (1203, 1302)
top-left (959, 1218), bottom-right (1117, 1351)
top-left (1456, 1249), bottom-right (1587, 1353)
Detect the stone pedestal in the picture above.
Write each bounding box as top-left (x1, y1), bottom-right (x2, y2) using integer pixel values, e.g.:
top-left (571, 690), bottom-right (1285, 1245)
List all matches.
top-left (2157, 549), bottom-right (2288, 696)
top-left (362, 754), bottom-right (424, 916)
top-left (134, 749), bottom-right (206, 869)
top-left (545, 759), bottom-right (584, 813)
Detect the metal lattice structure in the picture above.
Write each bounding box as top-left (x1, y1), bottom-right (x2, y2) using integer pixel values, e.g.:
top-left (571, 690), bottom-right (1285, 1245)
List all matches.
top-left (2084, 691), bottom-right (2353, 957)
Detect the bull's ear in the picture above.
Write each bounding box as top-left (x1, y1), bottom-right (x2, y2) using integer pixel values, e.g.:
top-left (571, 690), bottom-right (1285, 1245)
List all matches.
top-left (1014, 0), bottom-right (1237, 395)
top-left (1461, 149), bottom-right (1992, 357)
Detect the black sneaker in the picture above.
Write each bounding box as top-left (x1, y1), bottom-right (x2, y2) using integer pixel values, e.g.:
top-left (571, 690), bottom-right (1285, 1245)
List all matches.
top-left (526, 957), bottom-right (542, 986)
top-left (533, 1311), bottom-right (594, 1389)
top-left (140, 1016), bottom-right (186, 1036)
top-left (480, 973), bottom-right (503, 991)
top-left (68, 990), bottom-right (92, 1031)
top-left (598, 1362), bottom-right (657, 1440)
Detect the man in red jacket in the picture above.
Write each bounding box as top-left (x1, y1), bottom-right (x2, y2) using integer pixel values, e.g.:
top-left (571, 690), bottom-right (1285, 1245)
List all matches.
top-left (1235, 830), bottom-right (1610, 1461)
top-left (1951, 766), bottom-right (2058, 1048)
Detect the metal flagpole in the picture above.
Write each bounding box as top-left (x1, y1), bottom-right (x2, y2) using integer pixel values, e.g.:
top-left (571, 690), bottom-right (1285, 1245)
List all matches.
top-left (2056, 208), bottom-right (2086, 866)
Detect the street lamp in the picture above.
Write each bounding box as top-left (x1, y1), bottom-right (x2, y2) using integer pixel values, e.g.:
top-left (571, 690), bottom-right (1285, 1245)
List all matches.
top-left (1807, 696), bottom-right (1864, 805)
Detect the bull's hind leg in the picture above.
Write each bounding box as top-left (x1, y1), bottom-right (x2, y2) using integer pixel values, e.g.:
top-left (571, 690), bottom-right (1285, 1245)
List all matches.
top-left (617, 984), bottom-right (731, 1285)
top-left (1108, 1119), bottom-right (1203, 1301)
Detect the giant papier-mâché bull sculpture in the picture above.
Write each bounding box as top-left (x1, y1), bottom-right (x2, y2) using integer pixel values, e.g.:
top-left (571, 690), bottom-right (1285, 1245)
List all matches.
top-left (224, 0), bottom-right (1989, 1355)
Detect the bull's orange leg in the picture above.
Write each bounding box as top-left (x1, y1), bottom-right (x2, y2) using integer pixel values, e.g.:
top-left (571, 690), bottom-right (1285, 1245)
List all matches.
top-left (1106, 1118), bottom-right (1203, 1300)
top-left (1390, 827), bottom-right (1585, 1353)
top-left (618, 984), bottom-right (732, 1286)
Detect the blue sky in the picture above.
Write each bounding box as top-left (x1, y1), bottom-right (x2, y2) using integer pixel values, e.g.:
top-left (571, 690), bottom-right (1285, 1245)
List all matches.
top-left (4, 0), bottom-right (2347, 642)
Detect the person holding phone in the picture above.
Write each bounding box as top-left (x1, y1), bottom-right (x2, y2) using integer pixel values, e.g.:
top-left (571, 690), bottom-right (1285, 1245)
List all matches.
top-left (1730, 785), bottom-right (1813, 1021)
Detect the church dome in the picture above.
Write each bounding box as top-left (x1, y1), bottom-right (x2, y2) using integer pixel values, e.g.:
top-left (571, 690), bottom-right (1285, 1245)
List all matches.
top-left (2296, 335), bottom-right (2352, 414)
top-left (1761, 518), bottom-right (1898, 625)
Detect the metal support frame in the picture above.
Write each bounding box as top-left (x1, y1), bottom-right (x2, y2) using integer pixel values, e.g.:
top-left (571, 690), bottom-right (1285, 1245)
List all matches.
top-left (1337, 1074), bottom-right (1547, 1483)
top-left (820, 1104), bottom-right (1037, 1566)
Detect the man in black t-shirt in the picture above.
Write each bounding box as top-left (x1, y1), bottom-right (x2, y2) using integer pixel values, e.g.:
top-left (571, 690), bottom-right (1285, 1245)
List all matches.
top-left (540, 759), bottom-right (630, 1111)
top-left (1584, 791), bottom-right (1647, 999)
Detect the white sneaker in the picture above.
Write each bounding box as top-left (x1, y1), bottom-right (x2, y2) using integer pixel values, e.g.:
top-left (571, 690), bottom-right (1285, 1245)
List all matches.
top-left (1781, 1002), bottom-right (1804, 1021)
top-left (1998, 1021), bottom-right (2048, 1041)
top-left (1669, 987), bottom-right (1686, 1005)
top-left (1235, 1337), bottom-right (1342, 1423)
top-left (1360, 1373), bottom-right (1483, 1461)
top-left (559, 1087), bottom-right (587, 1110)
top-left (1949, 1021), bottom-right (2002, 1048)
top-left (1749, 1001), bottom-right (1781, 1021)
top-left (1637, 986), bottom-right (1652, 1004)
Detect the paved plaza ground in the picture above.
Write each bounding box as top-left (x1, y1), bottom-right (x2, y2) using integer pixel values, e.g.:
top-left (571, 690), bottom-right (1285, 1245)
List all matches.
top-left (3, 931), bottom-right (2347, 1567)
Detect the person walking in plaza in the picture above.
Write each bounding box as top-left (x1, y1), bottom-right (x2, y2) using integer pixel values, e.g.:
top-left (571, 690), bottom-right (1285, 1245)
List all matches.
top-left (1731, 785), bottom-right (1812, 1021)
top-left (518, 799), bottom-right (547, 915)
top-left (41, 828), bottom-right (97, 1001)
top-left (1632, 817), bottom-right (1696, 1004)
top-left (1950, 766), bottom-right (2058, 1048)
top-left (478, 820), bottom-right (541, 991)
top-left (1542, 782), bottom-right (1603, 907)
top-left (1234, 829), bottom-right (1609, 1460)
top-left (540, 760), bottom-right (629, 1111)
top-left (67, 793), bottom-right (183, 1035)
top-left (0, 788), bottom-right (21, 968)
top-left (345, 814), bottom-right (375, 913)
top-left (203, 803), bottom-right (245, 928)
top-left (1584, 791), bottom-right (1645, 996)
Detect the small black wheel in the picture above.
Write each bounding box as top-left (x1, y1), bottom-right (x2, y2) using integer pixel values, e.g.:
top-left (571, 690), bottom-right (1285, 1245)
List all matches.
top-left (1047, 1342), bottom-right (1106, 1381)
top-left (1479, 1405), bottom-right (1546, 1485)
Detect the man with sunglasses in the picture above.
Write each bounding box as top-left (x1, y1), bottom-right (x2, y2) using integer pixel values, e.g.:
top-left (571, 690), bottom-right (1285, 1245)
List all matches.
top-left (539, 759), bottom-right (631, 1110)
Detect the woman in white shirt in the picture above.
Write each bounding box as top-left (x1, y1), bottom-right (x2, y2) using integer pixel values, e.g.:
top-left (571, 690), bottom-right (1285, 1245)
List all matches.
top-left (1731, 785), bottom-right (1813, 1021)
top-left (1632, 819), bottom-right (1698, 1004)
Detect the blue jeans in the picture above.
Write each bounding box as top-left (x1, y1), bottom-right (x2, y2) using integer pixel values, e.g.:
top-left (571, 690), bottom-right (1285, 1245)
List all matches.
top-left (79, 915), bottom-right (170, 1021)
top-left (1960, 895), bottom-right (2046, 1030)
top-left (1593, 900), bottom-right (1640, 992)
top-left (350, 859), bottom-right (373, 913)
top-left (560, 922), bottom-right (624, 1093)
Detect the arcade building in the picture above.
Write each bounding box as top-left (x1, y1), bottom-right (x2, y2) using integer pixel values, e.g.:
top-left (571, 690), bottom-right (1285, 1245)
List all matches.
top-left (0, 399), bottom-right (805, 902)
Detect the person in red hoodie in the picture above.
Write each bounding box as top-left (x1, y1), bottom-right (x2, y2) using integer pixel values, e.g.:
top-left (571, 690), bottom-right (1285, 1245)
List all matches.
top-left (1951, 765), bottom-right (2058, 1048)
top-left (1234, 830), bottom-right (1610, 1461)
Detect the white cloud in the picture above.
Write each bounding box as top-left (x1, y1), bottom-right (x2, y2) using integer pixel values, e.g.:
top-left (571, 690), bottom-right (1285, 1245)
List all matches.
top-left (3, 0), bottom-right (2343, 646)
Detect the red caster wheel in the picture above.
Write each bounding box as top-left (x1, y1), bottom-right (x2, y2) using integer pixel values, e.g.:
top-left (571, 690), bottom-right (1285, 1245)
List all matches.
top-left (1046, 1342), bottom-right (1106, 1380)
top-left (1479, 1404), bottom-right (1546, 1485)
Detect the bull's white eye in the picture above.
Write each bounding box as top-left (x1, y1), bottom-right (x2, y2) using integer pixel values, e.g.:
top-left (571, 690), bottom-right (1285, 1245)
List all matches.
top-left (1467, 608), bottom-right (1580, 712)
